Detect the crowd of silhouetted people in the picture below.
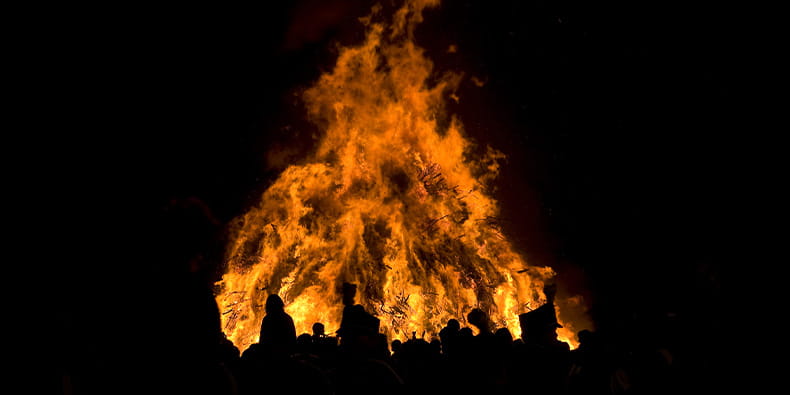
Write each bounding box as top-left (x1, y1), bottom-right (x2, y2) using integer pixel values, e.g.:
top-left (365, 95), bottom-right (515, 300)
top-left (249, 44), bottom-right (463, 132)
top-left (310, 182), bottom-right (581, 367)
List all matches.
top-left (53, 199), bottom-right (698, 395)
top-left (180, 281), bottom-right (679, 395)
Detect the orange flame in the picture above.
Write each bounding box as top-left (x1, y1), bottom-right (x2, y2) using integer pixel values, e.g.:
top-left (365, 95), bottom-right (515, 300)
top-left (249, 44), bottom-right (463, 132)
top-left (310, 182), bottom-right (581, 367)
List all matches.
top-left (216, 0), bottom-right (580, 352)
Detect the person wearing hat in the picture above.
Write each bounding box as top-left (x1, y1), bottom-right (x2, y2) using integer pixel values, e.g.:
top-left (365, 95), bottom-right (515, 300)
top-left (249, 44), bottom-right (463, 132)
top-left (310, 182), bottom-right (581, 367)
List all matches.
top-left (518, 283), bottom-right (568, 352)
top-left (512, 283), bottom-right (571, 395)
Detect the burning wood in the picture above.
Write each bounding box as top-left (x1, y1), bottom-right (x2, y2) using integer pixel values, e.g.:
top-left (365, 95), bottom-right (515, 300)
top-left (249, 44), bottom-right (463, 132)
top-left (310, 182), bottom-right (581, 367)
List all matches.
top-left (214, 0), bottom-right (578, 353)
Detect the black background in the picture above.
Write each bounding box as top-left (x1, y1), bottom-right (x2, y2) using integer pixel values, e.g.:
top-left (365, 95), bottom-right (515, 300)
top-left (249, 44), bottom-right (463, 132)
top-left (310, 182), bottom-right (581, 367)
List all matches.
top-left (42, 0), bottom-right (751, 390)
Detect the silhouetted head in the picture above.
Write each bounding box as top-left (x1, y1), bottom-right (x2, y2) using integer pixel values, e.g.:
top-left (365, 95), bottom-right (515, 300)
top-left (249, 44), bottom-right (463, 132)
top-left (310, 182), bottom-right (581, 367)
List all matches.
top-left (342, 282), bottom-right (357, 306)
top-left (446, 319), bottom-right (460, 331)
top-left (265, 294), bottom-right (285, 314)
top-left (391, 339), bottom-right (402, 353)
top-left (495, 327), bottom-right (513, 342)
top-left (241, 343), bottom-right (263, 362)
top-left (467, 308), bottom-right (491, 334)
top-left (312, 322), bottom-right (325, 337)
top-left (298, 333), bottom-right (312, 342)
top-left (459, 327), bottom-right (473, 337)
top-left (296, 333), bottom-right (313, 353)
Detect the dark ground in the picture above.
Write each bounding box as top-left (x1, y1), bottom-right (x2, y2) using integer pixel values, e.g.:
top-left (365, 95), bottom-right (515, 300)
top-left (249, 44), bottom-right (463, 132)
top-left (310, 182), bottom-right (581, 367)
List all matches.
top-left (34, 0), bottom-right (756, 392)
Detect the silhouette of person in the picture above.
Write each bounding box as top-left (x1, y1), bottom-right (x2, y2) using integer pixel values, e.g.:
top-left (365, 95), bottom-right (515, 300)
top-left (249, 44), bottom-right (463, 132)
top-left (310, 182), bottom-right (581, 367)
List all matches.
top-left (296, 333), bottom-right (313, 355)
top-left (338, 283), bottom-right (380, 348)
top-left (514, 283), bottom-right (571, 394)
top-left (464, 308), bottom-right (500, 389)
top-left (308, 321), bottom-right (338, 368)
top-left (332, 282), bottom-right (403, 394)
top-left (494, 327), bottom-right (514, 357)
top-left (238, 296), bottom-right (330, 395)
top-left (391, 339), bottom-right (402, 354)
top-left (312, 322), bottom-right (326, 339)
top-left (439, 319), bottom-right (461, 358)
top-left (518, 283), bottom-right (568, 352)
top-left (467, 308), bottom-right (493, 336)
top-left (259, 294), bottom-right (296, 357)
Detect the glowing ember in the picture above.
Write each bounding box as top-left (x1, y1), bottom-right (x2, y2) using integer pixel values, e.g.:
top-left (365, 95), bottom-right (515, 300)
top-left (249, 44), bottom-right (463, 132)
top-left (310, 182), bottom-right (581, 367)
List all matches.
top-left (216, 0), bottom-right (580, 352)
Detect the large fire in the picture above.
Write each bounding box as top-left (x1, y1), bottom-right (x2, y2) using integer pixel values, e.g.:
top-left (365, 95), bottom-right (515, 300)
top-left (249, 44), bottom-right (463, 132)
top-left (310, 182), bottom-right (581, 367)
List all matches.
top-left (216, 0), bottom-right (580, 352)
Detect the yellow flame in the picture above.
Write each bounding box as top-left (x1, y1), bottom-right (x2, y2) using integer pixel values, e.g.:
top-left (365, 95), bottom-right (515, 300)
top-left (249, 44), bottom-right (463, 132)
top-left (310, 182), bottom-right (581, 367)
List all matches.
top-left (216, 0), bottom-right (580, 353)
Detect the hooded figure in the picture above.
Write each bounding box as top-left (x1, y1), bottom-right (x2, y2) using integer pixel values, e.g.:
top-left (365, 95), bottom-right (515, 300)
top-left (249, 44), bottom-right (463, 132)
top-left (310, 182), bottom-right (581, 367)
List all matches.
top-left (259, 294), bottom-right (296, 356)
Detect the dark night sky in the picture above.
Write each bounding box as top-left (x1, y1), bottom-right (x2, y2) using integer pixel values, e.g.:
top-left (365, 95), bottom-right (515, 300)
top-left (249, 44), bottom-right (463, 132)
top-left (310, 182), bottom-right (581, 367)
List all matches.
top-left (45, 0), bottom-right (750, 389)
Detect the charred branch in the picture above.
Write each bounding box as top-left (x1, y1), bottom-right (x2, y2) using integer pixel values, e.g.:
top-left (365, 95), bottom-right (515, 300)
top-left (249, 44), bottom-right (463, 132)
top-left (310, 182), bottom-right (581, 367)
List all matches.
top-left (422, 214), bottom-right (449, 235)
top-left (418, 163), bottom-right (457, 196)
